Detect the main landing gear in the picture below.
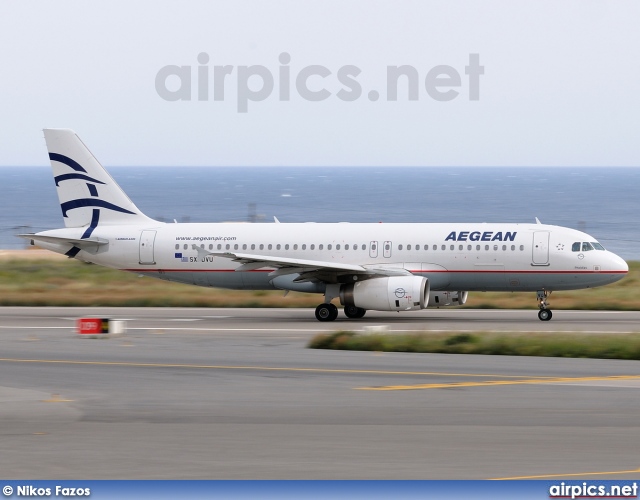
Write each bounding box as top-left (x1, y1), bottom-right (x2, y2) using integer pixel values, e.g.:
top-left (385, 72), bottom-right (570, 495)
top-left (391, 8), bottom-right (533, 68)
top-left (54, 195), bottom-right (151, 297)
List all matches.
top-left (314, 303), bottom-right (367, 322)
top-left (537, 290), bottom-right (553, 321)
top-left (315, 303), bottom-right (338, 322)
top-left (344, 305), bottom-right (367, 319)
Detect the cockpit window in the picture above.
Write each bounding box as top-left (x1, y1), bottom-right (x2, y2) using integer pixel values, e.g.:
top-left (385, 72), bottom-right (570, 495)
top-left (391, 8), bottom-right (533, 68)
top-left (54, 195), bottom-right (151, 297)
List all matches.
top-left (582, 242), bottom-right (594, 252)
top-left (572, 241), bottom-right (605, 252)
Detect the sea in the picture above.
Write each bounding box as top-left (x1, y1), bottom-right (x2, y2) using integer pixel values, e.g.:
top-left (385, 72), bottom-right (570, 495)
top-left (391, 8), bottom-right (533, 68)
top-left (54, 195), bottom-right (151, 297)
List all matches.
top-left (2, 166), bottom-right (639, 260)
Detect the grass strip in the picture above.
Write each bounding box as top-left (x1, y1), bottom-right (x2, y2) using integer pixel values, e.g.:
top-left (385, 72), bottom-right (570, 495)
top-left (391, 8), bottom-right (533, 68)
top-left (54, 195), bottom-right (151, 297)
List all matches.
top-left (308, 331), bottom-right (640, 360)
top-left (0, 256), bottom-right (638, 309)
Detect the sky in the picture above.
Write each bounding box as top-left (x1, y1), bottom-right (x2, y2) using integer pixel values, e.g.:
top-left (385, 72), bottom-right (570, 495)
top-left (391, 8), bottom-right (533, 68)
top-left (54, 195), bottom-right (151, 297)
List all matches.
top-left (1, 1), bottom-right (639, 167)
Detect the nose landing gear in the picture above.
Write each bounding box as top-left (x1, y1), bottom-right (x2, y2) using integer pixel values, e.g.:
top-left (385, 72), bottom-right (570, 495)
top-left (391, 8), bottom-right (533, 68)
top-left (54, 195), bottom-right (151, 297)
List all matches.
top-left (537, 290), bottom-right (553, 321)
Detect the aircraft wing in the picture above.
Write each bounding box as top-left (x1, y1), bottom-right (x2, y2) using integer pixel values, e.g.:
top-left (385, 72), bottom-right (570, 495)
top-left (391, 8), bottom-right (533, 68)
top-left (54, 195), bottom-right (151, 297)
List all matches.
top-left (209, 251), bottom-right (411, 283)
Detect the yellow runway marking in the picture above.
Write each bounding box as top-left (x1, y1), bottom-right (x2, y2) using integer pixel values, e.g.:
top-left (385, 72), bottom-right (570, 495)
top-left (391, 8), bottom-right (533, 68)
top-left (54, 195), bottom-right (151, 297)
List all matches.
top-left (492, 467), bottom-right (640, 480)
top-left (42, 393), bottom-right (73, 402)
top-left (0, 357), bottom-right (555, 379)
top-left (357, 375), bottom-right (640, 391)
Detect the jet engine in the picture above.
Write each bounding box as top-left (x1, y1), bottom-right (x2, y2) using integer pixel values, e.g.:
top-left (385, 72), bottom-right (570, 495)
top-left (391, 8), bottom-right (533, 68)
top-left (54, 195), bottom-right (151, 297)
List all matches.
top-left (340, 276), bottom-right (429, 312)
top-left (428, 291), bottom-right (468, 307)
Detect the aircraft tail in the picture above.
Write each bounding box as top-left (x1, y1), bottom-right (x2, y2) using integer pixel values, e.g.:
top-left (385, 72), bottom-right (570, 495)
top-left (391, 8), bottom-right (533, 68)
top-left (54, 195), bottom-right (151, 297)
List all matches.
top-left (43, 128), bottom-right (154, 230)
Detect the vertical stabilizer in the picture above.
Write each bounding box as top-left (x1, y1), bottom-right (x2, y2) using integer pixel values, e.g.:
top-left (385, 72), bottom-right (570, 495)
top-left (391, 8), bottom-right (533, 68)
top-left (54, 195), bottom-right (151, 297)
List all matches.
top-left (43, 128), bottom-right (154, 229)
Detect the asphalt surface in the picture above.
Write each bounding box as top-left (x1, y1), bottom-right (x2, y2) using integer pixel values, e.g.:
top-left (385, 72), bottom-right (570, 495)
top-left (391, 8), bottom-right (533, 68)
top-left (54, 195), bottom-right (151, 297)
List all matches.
top-left (1, 307), bottom-right (640, 479)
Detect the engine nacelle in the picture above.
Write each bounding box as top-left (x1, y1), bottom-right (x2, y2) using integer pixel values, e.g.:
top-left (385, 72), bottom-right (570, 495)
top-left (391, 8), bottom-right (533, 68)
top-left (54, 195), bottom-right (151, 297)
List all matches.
top-left (428, 291), bottom-right (468, 308)
top-left (340, 276), bottom-right (429, 312)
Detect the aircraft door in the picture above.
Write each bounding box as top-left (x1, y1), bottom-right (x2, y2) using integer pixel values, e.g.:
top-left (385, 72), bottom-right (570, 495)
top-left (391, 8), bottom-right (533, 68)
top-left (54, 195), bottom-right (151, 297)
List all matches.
top-left (383, 241), bottom-right (392, 258)
top-left (532, 231), bottom-right (550, 265)
top-left (369, 241), bottom-right (378, 258)
top-left (139, 230), bottom-right (156, 265)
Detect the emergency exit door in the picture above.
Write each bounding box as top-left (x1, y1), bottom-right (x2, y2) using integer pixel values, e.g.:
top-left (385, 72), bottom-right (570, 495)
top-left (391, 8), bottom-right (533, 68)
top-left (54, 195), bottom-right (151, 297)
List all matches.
top-left (532, 231), bottom-right (549, 265)
top-left (139, 230), bottom-right (156, 265)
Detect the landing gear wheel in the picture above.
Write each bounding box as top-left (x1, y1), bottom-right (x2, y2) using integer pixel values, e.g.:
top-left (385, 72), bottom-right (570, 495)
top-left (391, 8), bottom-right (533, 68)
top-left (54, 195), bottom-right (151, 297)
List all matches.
top-left (315, 303), bottom-right (338, 322)
top-left (538, 309), bottom-right (553, 321)
top-left (344, 305), bottom-right (367, 319)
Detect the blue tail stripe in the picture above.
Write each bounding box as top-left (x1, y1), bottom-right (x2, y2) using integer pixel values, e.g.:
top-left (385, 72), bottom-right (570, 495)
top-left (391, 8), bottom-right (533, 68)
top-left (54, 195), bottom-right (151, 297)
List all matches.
top-left (65, 246), bottom-right (81, 258)
top-left (49, 153), bottom-right (87, 173)
top-left (81, 209), bottom-right (100, 239)
top-left (61, 199), bottom-right (136, 218)
top-left (87, 184), bottom-right (99, 197)
top-left (54, 173), bottom-right (105, 186)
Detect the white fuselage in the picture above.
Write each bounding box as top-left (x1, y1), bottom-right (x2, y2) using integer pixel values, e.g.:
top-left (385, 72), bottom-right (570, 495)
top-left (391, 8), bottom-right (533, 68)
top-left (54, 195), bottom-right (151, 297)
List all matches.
top-left (36, 221), bottom-right (628, 293)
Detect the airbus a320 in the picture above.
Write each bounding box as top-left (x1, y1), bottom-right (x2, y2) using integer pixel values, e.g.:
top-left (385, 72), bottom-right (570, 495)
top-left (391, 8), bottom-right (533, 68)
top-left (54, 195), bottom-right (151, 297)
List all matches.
top-left (21, 129), bottom-right (629, 321)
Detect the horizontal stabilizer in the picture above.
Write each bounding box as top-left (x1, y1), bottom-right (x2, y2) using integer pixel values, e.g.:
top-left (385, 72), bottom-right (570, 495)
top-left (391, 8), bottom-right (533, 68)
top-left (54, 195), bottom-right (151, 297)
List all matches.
top-left (18, 233), bottom-right (108, 251)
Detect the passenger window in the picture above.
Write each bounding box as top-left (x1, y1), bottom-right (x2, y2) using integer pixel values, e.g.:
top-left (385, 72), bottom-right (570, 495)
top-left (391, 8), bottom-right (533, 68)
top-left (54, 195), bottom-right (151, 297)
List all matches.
top-left (520, 245), bottom-right (524, 251)
top-left (398, 244), bottom-right (403, 250)
top-left (485, 245), bottom-right (489, 251)
top-left (226, 244), bottom-right (230, 250)
top-left (328, 244), bottom-right (332, 250)
top-left (293, 244), bottom-right (298, 250)
top-left (175, 244), bottom-right (179, 250)
top-left (476, 245), bottom-right (480, 251)
top-left (259, 244), bottom-right (264, 250)
top-left (285, 244), bottom-right (290, 250)
top-left (493, 245), bottom-right (498, 251)
top-left (209, 244), bottom-right (213, 250)
top-left (459, 245), bottom-right (463, 251)
top-left (433, 245), bottom-right (437, 251)
top-left (511, 245), bottom-right (515, 251)
top-left (276, 244), bottom-right (281, 250)
top-left (319, 244), bottom-right (323, 250)
top-left (502, 245), bottom-right (506, 251)
top-left (407, 245), bottom-right (411, 251)
top-left (302, 244), bottom-right (306, 250)
top-left (345, 244), bottom-right (349, 250)
top-left (336, 244), bottom-right (341, 250)
top-left (183, 244), bottom-right (188, 250)
top-left (424, 245), bottom-right (429, 251)
top-left (242, 244), bottom-right (247, 250)
top-left (217, 244), bottom-right (222, 250)
top-left (234, 244), bottom-right (239, 250)
top-left (467, 245), bottom-right (472, 251)
top-left (268, 244), bottom-right (272, 250)
top-left (441, 245), bottom-right (446, 251)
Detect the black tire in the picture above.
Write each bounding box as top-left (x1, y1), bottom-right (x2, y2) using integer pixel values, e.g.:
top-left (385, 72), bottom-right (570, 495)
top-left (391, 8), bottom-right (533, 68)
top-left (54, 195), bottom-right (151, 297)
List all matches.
top-left (315, 303), bottom-right (338, 322)
top-left (344, 305), bottom-right (366, 319)
top-left (538, 309), bottom-right (553, 321)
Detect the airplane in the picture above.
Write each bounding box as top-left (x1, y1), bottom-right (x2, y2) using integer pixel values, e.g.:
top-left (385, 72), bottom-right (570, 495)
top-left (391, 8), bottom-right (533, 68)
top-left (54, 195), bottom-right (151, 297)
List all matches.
top-left (20, 129), bottom-right (628, 322)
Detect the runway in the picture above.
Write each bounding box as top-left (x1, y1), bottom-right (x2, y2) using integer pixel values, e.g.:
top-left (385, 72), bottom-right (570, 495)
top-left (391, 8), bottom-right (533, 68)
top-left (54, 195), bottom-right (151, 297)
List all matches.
top-left (1, 307), bottom-right (640, 479)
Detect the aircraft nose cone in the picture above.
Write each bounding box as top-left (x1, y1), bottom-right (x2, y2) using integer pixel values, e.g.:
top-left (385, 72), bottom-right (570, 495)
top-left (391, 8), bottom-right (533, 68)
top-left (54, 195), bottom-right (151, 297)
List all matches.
top-left (609, 253), bottom-right (628, 279)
